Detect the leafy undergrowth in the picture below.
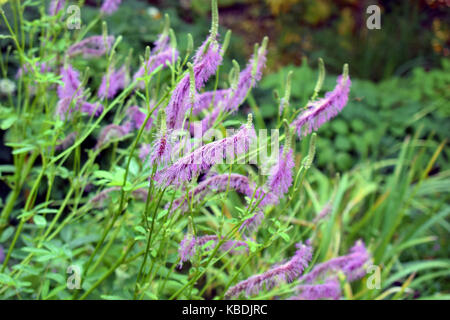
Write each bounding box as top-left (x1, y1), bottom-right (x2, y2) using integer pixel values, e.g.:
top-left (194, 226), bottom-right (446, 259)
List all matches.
top-left (0, 1), bottom-right (448, 300)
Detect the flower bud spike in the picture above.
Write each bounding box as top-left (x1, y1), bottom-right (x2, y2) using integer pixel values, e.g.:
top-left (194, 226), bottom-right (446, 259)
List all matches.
top-left (251, 44), bottom-right (260, 80)
top-left (303, 133), bottom-right (316, 169)
top-left (81, 67), bottom-right (90, 87)
top-left (230, 59), bottom-right (240, 91)
top-left (282, 119), bottom-right (292, 157)
top-left (221, 29), bottom-right (232, 56)
top-left (260, 36), bottom-right (269, 53)
top-left (210, 0), bottom-right (219, 41)
top-left (169, 28), bottom-right (177, 50)
top-left (311, 58), bottom-right (325, 100)
top-left (343, 63), bottom-right (349, 81)
top-left (157, 108), bottom-right (167, 134)
top-left (247, 113), bottom-right (253, 128)
top-left (280, 70), bottom-right (293, 116)
top-left (188, 62), bottom-right (196, 111)
top-left (144, 45), bottom-right (151, 63)
top-left (163, 13), bottom-right (170, 36)
top-left (186, 33), bottom-right (194, 57)
top-left (102, 21), bottom-right (108, 43)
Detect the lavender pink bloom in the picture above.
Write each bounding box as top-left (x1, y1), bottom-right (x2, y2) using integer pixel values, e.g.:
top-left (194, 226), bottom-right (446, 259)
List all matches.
top-left (125, 106), bottom-right (153, 131)
top-left (170, 173), bottom-right (276, 214)
top-left (267, 147), bottom-right (294, 197)
top-left (166, 38), bottom-right (223, 129)
top-left (98, 67), bottom-right (127, 99)
top-left (100, 0), bottom-right (122, 15)
top-left (226, 45), bottom-right (267, 114)
top-left (239, 210), bottom-right (264, 235)
top-left (192, 89), bottom-right (230, 116)
top-left (67, 35), bottom-right (115, 58)
top-left (292, 74), bottom-right (351, 138)
top-left (49, 0), bottom-right (65, 16)
top-left (57, 65), bottom-right (82, 99)
top-left (146, 132), bottom-right (173, 167)
top-left (16, 62), bottom-right (52, 79)
top-left (313, 202), bottom-right (333, 224)
top-left (95, 124), bottom-right (131, 149)
top-left (55, 132), bottom-right (77, 151)
top-left (154, 124), bottom-right (255, 187)
top-left (56, 65), bottom-right (103, 119)
top-left (290, 278), bottom-right (341, 300)
top-left (225, 242), bottom-right (312, 298)
top-left (299, 240), bottom-right (370, 284)
top-left (178, 234), bottom-right (248, 268)
top-left (133, 48), bottom-right (179, 89)
top-left (190, 45), bottom-right (267, 133)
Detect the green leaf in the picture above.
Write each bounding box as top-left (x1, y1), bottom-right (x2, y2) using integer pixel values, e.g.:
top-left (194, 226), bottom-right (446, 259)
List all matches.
top-left (34, 215), bottom-right (47, 228)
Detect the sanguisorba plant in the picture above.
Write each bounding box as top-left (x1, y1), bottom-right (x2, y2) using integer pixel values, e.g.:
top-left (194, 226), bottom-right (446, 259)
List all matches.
top-left (0, 0), bottom-right (447, 300)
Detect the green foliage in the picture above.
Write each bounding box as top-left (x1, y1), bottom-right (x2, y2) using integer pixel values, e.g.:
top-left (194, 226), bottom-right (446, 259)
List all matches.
top-left (0, 0), bottom-right (447, 301)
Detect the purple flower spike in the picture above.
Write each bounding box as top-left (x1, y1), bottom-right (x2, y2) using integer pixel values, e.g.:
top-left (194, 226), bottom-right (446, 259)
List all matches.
top-left (49, 0), bottom-right (65, 16)
top-left (166, 38), bottom-right (222, 129)
top-left (267, 147), bottom-right (294, 197)
top-left (299, 240), bottom-right (370, 284)
top-left (169, 173), bottom-right (275, 214)
top-left (154, 124), bottom-right (255, 187)
top-left (225, 242), bottom-right (312, 298)
top-left (80, 101), bottom-right (104, 117)
top-left (292, 73), bottom-right (351, 139)
top-left (192, 89), bottom-right (230, 116)
top-left (133, 48), bottom-right (179, 89)
top-left (178, 234), bottom-right (197, 268)
top-left (0, 245), bottom-right (5, 264)
top-left (57, 65), bottom-right (82, 99)
top-left (290, 278), bottom-right (341, 300)
top-left (126, 106), bottom-right (153, 131)
top-left (148, 132), bottom-right (173, 167)
top-left (100, 0), bottom-right (122, 15)
top-left (98, 67), bottom-right (127, 99)
top-left (67, 35), bottom-right (115, 58)
top-left (239, 210), bottom-right (264, 235)
top-left (226, 44), bottom-right (267, 113)
top-left (178, 234), bottom-right (249, 268)
top-left (16, 62), bottom-right (52, 79)
top-left (139, 143), bottom-right (151, 161)
top-left (95, 124), bottom-right (131, 149)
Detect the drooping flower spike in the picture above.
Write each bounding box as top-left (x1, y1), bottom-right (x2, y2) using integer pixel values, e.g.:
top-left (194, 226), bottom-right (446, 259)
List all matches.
top-left (169, 173), bottom-right (277, 214)
top-left (190, 38), bottom-right (268, 134)
top-left (298, 240), bottom-right (370, 284)
top-left (125, 106), bottom-right (153, 131)
top-left (154, 117), bottom-right (256, 188)
top-left (67, 35), bottom-right (115, 58)
top-left (267, 146), bottom-right (295, 198)
top-left (100, 0), bottom-right (122, 15)
top-left (292, 64), bottom-right (351, 139)
top-left (49, 0), bottom-right (65, 16)
top-left (178, 234), bottom-right (249, 268)
top-left (56, 64), bottom-right (104, 120)
top-left (165, 0), bottom-right (223, 129)
top-left (225, 242), bottom-right (312, 298)
top-left (95, 123), bottom-right (131, 150)
top-left (289, 278), bottom-right (341, 300)
top-left (239, 210), bottom-right (264, 235)
top-left (133, 47), bottom-right (179, 89)
top-left (98, 66), bottom-right (127, 99)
